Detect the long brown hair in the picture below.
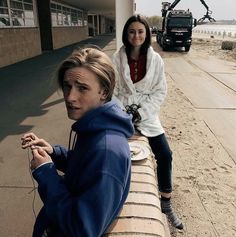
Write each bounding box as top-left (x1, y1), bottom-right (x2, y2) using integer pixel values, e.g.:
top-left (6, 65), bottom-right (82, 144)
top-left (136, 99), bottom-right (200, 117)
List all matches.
top-left (122, 14), bottom-right (151, 56)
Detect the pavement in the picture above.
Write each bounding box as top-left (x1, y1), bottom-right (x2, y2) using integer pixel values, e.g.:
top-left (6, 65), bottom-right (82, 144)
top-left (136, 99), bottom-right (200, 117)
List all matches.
top-left (2, 32), bottom-right (235, 236)
top-left (0, 34), bottom-right (117, 237)
top-left (0, 33), bottom-right (171, 237)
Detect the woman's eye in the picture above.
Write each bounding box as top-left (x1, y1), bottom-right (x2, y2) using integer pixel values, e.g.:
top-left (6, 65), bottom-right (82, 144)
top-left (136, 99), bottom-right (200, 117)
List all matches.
top-left (128, 30), bottom-right (144, 35)
top-left (128, 30), bottom-right (135, 34)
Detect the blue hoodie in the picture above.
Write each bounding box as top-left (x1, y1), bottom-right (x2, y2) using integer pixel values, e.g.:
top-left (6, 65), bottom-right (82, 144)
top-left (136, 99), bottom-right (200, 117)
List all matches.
top-left (32, 101), bottom-right (134, 237)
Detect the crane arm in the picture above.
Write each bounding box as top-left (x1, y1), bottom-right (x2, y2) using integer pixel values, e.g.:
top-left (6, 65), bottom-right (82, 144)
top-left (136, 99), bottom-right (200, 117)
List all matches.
top-left (169, 0), bottom-right (182, 10)
top-left (161, 0), bottom-right (182, 17)
top-left (161, 0), bottom-right (216, 23)
top-left (166, 0), bottom-right (210, 12)
top-left (199, 0), bottom-right (209, 10)
top-left (198, 0), bottom-right (216, 22)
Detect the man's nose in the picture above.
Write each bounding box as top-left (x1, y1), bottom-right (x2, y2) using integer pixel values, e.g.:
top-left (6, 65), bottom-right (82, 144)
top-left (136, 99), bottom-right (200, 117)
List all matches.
top-left (66, 87), bottom-right (77, 102)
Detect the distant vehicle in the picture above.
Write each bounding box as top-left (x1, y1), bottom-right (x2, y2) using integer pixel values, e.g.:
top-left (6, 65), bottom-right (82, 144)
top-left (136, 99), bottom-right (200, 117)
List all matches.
top-left (156, 0), bottom-right (216, 51)
top-left (156, 0), bottom-right (197, 52)
top-left (151, 27), bottom-right (158, 35)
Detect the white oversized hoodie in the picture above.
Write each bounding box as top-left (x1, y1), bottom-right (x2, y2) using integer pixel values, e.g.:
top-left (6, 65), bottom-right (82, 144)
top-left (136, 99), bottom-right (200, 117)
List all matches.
top-left (112, 45), bottom-right (167, 137)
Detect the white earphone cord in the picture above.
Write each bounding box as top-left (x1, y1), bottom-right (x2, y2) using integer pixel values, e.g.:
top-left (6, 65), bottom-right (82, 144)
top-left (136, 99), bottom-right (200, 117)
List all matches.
top-left (27, 148), bottom-right (37, 219)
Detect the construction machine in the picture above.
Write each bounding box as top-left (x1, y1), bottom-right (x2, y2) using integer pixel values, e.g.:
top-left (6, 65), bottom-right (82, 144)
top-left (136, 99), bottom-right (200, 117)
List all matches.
top-left (156, 0), bottom-right (216, 52)
top-left (156, 0), bottom-right (197, 52)
top-left (198, 0), bottom-right (216, 23)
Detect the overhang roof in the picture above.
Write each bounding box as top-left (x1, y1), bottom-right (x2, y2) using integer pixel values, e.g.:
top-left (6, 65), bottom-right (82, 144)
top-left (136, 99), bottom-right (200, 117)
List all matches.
top-left (62, 0), bottom-right (115, 19)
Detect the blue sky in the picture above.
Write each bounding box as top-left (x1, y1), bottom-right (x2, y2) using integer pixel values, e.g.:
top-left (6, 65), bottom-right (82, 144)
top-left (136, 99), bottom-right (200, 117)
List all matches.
top-left (135, 0), bottom-right (236, 21)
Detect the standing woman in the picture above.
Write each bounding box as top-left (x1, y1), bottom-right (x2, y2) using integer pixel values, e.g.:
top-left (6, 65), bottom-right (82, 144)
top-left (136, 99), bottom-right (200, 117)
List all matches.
top-left (21, 48), bottom-right (134, 237)
top-left (112, 14), bottom-right (183, 229)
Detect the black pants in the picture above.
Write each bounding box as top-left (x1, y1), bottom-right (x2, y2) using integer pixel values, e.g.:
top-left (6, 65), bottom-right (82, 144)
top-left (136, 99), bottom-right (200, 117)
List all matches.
top-left (148, 133), bottom-right (172, 193)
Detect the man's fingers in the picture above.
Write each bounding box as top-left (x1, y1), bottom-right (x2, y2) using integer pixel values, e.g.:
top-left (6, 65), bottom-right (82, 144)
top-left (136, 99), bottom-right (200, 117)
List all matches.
top-left (31, 146), bottom-right (47, 157)
top-left (21, 133), bottom-right (38, 143)
top-left (21, 133), bottom-right (38, 148)
top-left (22, 138), bottom-right (43, 148)
top-left (31, 145), bottom-right (39, 150)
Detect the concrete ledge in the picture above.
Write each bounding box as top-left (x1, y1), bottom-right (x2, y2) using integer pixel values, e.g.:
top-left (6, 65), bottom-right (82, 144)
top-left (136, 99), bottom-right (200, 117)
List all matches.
top-left (105, 135), bottom-right (168, 237)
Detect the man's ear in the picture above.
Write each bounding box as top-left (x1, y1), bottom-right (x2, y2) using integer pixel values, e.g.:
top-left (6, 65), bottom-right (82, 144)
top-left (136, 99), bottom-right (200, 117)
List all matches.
top-left (100, 89), bottom-right (108, 100)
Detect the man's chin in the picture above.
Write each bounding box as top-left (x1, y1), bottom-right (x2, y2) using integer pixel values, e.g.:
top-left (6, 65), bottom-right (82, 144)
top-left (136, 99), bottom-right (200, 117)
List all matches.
top-left (67, 113), bottom-right (80, 121)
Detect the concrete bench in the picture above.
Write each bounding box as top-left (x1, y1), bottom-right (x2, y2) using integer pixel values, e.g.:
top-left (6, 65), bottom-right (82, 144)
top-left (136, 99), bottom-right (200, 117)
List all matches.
top-left (105, 135), bottom-right (168, 237)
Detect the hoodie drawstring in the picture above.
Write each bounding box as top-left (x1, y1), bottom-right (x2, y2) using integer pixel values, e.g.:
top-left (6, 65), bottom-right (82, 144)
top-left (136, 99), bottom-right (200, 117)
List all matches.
top-left (68, 130), bottom-right (77, 151)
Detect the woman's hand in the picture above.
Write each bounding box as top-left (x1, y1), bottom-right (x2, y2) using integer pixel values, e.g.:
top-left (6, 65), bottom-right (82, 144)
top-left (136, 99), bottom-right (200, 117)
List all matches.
top-left (21, 132), bottom-right (53, 155)
top-left (30, 147), bottom-right (52, 170)
top-left (125, 104), bottom-right (141, 123)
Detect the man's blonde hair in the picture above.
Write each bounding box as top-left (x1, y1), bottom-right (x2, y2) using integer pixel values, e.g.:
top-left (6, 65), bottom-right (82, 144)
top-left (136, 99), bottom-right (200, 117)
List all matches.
top-left (58, 47), bottom-right (115, 102)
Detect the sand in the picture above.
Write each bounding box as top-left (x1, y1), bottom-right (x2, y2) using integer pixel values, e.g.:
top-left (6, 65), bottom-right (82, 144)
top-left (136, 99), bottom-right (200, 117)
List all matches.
top-left (192, 34), bottom-right (236, 62)
top-left (152, 34), bottom-right (236, 236)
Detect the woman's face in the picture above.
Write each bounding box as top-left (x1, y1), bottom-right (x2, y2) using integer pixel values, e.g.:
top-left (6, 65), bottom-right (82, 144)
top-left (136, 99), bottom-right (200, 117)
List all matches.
top-left (127, 21), bottom-right (146, 48)
top-left (63, 67), bottom-right (106, 120)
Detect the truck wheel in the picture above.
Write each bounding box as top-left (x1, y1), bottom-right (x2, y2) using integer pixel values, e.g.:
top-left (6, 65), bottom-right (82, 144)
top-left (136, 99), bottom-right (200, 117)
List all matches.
top-left (185, 45), bottom-right (190, 52)
top-left (162, 45), bottom-right (168, 51)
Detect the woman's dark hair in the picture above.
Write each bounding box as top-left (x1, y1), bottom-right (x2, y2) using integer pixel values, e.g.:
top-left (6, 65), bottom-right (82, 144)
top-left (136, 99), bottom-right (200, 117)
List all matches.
top-left (122, 14), bottom-right (151, 56)
top-left (57, 48), bottom-right (115, 102)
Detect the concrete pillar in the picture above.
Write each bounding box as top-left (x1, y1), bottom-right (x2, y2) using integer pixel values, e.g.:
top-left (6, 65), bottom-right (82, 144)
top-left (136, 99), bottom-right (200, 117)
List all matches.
top-left (97, 15), bottom-right (100, 34)
top-left (92, 15), bottom-right (95, 36)
top-left (36, 0), bottom-right (53, 51)
top-left (115, 0), bottom-right (135, 49)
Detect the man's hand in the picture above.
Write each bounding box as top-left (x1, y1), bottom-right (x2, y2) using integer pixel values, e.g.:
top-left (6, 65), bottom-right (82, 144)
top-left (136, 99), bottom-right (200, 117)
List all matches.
top-left (30, 147), bottom-right (52, 170)
top-left (21, 132), bottom-right (53, 155)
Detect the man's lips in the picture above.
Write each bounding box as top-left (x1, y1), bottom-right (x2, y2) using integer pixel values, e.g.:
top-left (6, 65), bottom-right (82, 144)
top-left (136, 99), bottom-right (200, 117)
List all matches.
top-left (67, 104), bottom-right (80, 110)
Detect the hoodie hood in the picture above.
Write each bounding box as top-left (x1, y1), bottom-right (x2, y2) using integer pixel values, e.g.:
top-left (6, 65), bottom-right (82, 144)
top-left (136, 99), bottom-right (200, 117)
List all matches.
top-left (71, 101), bottom-right (134, 138)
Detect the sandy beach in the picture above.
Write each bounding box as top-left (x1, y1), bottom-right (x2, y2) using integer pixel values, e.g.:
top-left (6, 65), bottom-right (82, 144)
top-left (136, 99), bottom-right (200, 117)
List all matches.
top-left (192, 33), bottom-right (236, 62)
top-left (152, 33), bottom-right (236, 236)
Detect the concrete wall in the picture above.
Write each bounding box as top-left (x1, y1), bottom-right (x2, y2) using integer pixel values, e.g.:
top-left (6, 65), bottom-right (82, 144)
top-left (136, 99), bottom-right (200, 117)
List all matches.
top-left (0, 28), bottom-right (41, 68)
top-left (52, 26), bottom-right (88, 50)
top-left (0, 26), bottom-right (88, 68)
top-left (105, 135), bottom-right (168, 237)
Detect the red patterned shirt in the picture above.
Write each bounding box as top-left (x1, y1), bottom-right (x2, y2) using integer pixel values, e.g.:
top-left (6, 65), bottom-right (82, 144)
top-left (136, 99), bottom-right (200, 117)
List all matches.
top-left (128, 54), bottom-right (147, 83)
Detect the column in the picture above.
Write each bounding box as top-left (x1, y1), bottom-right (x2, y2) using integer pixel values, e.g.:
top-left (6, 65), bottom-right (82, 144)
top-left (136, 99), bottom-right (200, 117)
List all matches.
top-left (97, 15), bottom-right (100, 35)
top-left (115, 0), bottom-right (135, 49)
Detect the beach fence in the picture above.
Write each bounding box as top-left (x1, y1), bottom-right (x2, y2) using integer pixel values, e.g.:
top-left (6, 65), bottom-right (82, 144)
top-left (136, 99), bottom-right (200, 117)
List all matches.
top-left (193, 25), bottom-right (236, 39)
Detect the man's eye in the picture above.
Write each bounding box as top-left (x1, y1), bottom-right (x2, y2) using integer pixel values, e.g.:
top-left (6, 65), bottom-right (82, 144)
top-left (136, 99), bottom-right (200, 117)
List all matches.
top-left (63, 84), bottom-right (71, 90)
top-left (77, 85), bottom-right (87, 92)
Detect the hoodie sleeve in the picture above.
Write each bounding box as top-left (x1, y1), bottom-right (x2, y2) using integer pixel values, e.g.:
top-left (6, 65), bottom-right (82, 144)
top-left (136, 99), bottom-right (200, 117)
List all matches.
top-left (50, 145), bottom-right (69, 172)
top-left (32, 148), bottom-right (130, 237)
top-left (138, 55), bottom-right (167, 121)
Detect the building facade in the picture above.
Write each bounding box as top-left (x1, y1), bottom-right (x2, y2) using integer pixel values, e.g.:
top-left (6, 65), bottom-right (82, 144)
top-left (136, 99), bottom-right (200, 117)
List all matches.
top-left (0, 0), bottom-right (117, 68)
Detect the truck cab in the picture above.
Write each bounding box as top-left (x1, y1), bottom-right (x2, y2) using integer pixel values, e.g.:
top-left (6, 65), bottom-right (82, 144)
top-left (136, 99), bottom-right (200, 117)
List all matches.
top-left (157, 8), bottom-right (197, 51)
